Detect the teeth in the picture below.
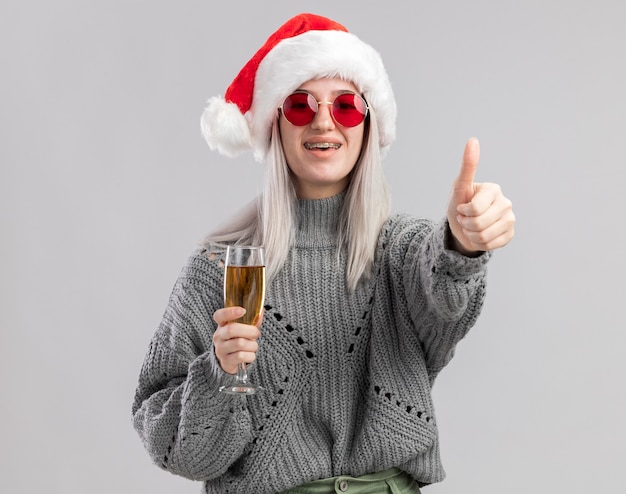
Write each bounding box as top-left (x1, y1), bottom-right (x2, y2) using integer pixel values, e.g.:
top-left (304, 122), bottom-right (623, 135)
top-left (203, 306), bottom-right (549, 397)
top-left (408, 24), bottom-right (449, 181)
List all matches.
top-left (304, 142), bottom-right (341, 150)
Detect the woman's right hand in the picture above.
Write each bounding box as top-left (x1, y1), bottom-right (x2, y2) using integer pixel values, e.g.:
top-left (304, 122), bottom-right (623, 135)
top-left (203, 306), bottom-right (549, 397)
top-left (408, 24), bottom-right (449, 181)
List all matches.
top-left (212, 307), bottom-right (262, 374)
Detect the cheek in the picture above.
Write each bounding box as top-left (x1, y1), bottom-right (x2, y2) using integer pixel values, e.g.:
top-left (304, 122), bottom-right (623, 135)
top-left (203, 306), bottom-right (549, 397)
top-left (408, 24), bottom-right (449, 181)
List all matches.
top-left (348, 128), bottom-right (365, 156)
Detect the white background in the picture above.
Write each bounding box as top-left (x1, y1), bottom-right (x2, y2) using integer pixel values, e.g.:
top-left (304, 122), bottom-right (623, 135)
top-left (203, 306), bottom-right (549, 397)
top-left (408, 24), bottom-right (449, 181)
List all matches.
top-left (2, 1), bottom-right (625, 492)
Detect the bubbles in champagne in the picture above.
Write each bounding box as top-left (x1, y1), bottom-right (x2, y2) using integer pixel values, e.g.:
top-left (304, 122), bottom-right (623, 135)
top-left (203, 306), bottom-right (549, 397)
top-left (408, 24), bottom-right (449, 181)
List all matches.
top-left (224, 266), bottom-right (266, 325)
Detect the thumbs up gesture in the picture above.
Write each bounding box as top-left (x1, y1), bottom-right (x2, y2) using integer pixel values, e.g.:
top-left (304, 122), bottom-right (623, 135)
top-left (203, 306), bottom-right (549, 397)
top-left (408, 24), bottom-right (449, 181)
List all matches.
top-left (446, 138), bottom-right (515, 256)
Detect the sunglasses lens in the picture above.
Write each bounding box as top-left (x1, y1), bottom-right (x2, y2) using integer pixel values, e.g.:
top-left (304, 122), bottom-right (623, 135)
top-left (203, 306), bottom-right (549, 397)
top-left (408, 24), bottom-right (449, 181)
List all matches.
top-left (332, 93), bottom-right (368, 127)
top-left (282, 92), bottom-right (317, 126)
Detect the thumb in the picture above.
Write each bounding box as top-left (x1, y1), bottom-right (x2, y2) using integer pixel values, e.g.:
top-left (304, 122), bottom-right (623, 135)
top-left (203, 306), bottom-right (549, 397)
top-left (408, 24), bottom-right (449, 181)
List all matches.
top-left (456, 137), bottom-right (480, 187)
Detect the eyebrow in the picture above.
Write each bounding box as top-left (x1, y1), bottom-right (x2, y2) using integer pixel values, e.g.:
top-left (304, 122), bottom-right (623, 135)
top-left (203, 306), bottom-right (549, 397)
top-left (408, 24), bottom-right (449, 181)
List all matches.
top-left (293, 88), bottom-right (357, 98)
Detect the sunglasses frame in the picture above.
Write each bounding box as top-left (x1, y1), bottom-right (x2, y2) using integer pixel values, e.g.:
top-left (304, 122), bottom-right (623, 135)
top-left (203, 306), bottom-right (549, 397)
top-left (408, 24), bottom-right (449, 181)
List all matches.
top-left (279, 90), bottom-right (370, 127)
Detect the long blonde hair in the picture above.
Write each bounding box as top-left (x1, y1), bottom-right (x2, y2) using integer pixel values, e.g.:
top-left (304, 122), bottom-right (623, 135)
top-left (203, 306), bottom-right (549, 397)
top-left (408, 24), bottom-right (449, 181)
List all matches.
top-left (202, 108), bottom-right (391, 291)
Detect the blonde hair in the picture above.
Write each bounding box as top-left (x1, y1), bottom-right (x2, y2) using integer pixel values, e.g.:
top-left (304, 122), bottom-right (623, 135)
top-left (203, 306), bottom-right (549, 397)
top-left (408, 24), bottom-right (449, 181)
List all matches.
top-left (202, 108), bottom-right (391, 291)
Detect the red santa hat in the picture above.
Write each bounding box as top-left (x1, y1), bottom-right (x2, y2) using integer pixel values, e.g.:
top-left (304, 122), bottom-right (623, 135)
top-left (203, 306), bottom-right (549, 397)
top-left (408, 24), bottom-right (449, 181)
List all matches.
top-left (200, 13), bottom-right (397, 161)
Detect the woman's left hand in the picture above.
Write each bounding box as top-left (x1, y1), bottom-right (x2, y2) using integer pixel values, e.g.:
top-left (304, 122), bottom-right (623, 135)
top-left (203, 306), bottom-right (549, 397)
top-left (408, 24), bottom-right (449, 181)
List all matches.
top-left (446, 138), bottom-right (516, 256)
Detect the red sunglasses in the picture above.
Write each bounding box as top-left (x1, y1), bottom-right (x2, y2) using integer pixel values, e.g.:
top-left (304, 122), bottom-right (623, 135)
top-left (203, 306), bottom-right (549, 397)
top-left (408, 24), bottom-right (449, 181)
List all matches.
top-left (280, 91), bottom-right (369, 127)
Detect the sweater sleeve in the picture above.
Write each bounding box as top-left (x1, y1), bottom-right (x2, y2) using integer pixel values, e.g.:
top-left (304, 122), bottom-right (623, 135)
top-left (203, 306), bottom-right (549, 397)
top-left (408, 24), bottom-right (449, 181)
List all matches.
top-left (387, 215), bottom-right (491, 379)
top-left (131, 252), bottom-right (253, 481)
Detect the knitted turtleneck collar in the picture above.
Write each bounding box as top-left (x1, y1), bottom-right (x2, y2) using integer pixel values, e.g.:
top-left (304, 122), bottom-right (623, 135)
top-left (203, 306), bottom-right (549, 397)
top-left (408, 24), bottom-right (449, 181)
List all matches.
top-left (294, 192), bottom-right (345, 248)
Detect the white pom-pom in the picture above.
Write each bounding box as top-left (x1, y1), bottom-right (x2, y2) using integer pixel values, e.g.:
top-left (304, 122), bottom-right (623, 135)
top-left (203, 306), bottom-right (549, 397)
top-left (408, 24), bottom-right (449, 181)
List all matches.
top-left (200, 97), bottom-right (252, 157)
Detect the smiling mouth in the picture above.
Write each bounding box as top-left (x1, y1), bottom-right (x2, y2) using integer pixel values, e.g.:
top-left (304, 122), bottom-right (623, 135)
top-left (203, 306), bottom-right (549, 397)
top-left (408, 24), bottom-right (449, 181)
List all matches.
top-left (304, 142), bottom-right (341, 150)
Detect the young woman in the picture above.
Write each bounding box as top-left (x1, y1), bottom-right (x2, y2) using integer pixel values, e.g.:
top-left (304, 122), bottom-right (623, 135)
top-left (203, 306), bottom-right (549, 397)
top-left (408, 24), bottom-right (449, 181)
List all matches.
top-left (132, 13), bottom-right (515, 494)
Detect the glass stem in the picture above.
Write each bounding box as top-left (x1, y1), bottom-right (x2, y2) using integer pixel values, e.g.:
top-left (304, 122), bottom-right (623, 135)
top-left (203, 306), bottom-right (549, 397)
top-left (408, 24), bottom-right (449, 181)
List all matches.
top-left (237, 362), bottom-right (248, 384)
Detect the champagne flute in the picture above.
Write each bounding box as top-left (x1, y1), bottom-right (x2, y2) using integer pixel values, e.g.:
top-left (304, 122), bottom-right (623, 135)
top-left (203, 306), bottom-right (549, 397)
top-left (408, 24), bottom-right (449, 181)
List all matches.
top-left (220, 245), bottom-right (266, 395)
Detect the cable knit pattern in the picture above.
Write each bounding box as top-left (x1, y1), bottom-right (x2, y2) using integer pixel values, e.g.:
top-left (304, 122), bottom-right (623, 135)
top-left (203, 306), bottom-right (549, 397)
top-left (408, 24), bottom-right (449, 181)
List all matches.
top-left (132, 194), bottom-right (490, 493)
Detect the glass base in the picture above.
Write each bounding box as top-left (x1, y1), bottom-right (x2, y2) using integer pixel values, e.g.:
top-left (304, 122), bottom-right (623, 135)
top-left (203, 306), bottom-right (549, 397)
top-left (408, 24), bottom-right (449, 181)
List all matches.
top-left (219, 383), bottom-right (263, 395)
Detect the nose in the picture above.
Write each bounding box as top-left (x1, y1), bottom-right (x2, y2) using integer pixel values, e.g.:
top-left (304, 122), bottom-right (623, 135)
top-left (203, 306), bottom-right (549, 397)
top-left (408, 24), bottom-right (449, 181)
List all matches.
top-left (310, 101), bottom-right (335, 131)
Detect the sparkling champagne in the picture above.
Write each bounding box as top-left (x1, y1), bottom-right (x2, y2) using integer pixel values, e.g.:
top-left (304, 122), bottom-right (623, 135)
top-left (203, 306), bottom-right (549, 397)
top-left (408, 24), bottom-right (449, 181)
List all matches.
top-left (224, 265), bottom-right (266, 325)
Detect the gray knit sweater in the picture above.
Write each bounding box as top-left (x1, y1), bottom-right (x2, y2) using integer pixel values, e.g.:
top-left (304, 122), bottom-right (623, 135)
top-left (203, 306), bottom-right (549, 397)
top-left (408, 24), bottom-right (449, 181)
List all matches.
top-left (132, 194), bottom-right (490, 493)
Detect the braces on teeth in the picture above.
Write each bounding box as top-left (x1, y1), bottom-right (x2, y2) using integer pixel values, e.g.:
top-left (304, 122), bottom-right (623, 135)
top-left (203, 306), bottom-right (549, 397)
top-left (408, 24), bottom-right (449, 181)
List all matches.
top-left (304, 143), bottom-right (341, 149)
